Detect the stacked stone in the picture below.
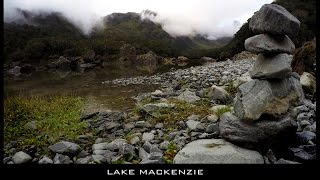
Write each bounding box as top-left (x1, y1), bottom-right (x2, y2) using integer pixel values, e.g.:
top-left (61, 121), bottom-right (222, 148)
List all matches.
top-left (218, 4), bottom-right (306, 149)
top-left (233, 4), bottom-right (305, 121)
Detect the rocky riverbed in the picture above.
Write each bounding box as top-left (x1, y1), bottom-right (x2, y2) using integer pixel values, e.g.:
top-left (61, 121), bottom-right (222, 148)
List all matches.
top-left (102, 58), bottom-right (255, 88)
top-left (3, 56), bottom-right (316, 164)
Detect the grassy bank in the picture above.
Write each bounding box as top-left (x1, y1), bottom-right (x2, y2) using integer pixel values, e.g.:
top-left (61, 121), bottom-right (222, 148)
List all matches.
top-left (4, 94), bottom-right (89, 154)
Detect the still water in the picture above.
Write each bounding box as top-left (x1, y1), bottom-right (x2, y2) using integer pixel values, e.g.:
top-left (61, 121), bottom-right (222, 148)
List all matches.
top-left (4, 67), bottom-right (158, 111)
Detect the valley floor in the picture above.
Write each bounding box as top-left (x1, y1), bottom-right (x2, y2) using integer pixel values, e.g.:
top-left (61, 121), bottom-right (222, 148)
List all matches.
top-left (3, 58), bottom-right (316, 164)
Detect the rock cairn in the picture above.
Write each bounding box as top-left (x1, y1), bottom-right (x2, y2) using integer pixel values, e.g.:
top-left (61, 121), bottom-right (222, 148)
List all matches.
top-left (219, 4), bottom-right (305, 148)
top-left (234, 4), bottom-right (304, 121)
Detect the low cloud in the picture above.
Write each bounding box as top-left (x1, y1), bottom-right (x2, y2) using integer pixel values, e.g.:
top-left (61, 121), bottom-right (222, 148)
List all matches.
top-left (4, 0), bottom-right (273, 38)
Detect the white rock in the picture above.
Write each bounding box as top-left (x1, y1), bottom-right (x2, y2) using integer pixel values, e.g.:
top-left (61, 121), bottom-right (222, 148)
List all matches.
top-left (173, 139), bottom-right (264, 164)
top-left (12, 151), bottom-right (32, 164)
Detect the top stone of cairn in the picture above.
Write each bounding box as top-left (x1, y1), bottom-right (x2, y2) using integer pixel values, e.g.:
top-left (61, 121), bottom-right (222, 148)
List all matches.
top-left (249, 4), bottom-right (300, 36)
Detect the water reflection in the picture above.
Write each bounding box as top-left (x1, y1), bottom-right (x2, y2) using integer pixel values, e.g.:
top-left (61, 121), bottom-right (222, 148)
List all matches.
top-left (4, 68), bottom-right (158, 110)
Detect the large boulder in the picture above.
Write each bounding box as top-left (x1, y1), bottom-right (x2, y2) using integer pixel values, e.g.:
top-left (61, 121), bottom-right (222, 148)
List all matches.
top-left (135, 51), bottom-right (162, 73)
top-left (249, 4), bottom-right (300, 36)
top-left (219, 112), bottom-right (297, 149)
top-left (250, 53), bottom-right (293, 79)
top-left (245, 34), bottom-right (295, 54)
top-left (234, 76), bottom-right (304, 121)
top-left (173, 139), bottom-right (264, 164)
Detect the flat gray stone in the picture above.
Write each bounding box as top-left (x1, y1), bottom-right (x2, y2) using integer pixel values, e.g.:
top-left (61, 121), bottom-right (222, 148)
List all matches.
top-left (176, 89), bottom-right (200, 103)
top-left (250, 53), bottom-right (293, 79)
top-left (249, 4), bottom-right (300, 36)
top-left (245, 34), bottom-right (295, 54)
top-left (173, 139), bottom-right (264, 164)
top-left (49, 141), bottom-right (81, 154)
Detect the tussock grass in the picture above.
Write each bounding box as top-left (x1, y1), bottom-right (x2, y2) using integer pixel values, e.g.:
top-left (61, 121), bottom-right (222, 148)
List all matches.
top-left (164, 142), bottom-right (178, 164)
top-left (224, 80), bottom-right (238, 96)
top-left (130, 97), bottom-right (211, 126)
top-left (4, 94), bottom-right (88, 153)
top-left (214, 106), bottom-right (232, 118)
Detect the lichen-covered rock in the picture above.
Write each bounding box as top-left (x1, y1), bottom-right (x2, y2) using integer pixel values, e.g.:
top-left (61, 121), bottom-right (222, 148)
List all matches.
top-left (234, 76), bottom-right (304, 121)
top-left (219, 112), bottom-right (297, 148)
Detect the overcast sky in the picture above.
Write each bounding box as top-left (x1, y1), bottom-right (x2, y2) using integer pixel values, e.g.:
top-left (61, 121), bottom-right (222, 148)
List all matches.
top-left (4, 0), bottom-right (273, 39)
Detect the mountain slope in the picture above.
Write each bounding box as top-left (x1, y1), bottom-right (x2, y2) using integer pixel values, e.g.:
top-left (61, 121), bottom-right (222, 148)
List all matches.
top-left (4, 10), bottom-right (230, 64)
top-left (201, 0), bottom-right (316, 60)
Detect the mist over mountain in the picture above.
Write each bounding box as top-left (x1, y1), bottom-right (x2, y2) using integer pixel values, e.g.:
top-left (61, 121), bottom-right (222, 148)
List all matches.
top-left (4, 9), bottom-right (232, 64)
top-left (4, 0), bottom-right (315, 64)
top-left (4, 0), bottom-right (273, 38)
